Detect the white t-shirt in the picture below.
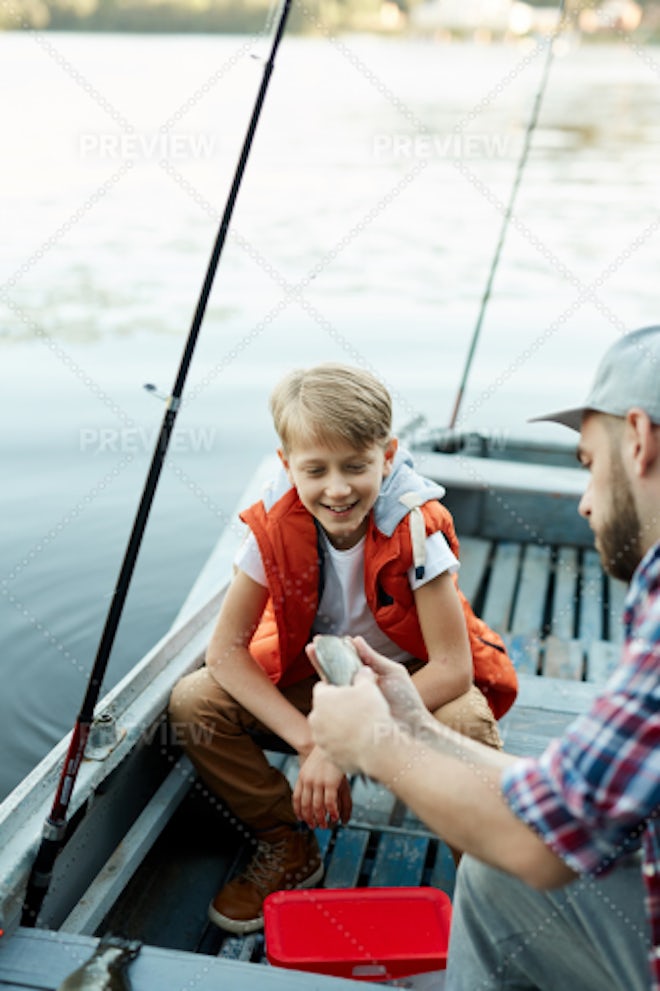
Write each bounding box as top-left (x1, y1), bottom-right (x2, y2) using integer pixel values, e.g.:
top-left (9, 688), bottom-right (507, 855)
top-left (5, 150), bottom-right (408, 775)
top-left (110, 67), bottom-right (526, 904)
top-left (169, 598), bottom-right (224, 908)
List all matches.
top-left (235, 524), bottom-right (459, 665)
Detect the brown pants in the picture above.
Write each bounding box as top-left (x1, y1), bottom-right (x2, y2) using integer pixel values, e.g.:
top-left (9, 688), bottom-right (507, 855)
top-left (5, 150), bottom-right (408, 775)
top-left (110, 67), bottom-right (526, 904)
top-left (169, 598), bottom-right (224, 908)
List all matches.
top-left (168, 666), bottom-right (502, 832)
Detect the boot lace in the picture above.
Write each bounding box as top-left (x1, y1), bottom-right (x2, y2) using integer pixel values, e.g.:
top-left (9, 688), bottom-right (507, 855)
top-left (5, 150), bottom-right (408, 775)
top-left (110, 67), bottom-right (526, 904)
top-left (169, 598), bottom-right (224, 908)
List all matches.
top-left (242, 837), bottom-right (289, 894)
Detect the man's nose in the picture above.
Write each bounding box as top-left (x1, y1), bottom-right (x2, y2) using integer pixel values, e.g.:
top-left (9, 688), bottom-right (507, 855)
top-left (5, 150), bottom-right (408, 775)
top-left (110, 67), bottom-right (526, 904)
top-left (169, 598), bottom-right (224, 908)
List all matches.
top-left (578, 481), bottom-right (591, 519)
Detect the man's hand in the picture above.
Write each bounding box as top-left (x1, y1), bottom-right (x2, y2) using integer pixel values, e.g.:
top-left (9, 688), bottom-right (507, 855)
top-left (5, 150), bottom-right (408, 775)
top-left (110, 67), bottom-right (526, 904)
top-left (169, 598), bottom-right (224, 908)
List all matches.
top-left (351, 637), bottom-right (434, 736)
top-left (309, 665), bottom-right (396, 775)
top-left (293, 744), bottom-right (352, 829)
top-left (307, 637), bottom-right (438, 778)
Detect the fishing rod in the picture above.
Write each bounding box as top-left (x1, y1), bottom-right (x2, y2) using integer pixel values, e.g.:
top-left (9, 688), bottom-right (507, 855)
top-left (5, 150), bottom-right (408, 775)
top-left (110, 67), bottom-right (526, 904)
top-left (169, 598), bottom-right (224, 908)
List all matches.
top-left (447, 0), bottom-right (566, 430)
top-left (20, 0), bottom-right (292, 928)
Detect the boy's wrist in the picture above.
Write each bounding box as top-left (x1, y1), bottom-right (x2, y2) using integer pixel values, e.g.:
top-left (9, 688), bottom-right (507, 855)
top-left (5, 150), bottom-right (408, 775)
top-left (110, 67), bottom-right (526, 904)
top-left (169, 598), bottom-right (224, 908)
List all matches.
top-left (292, 722), bottom-right (315, 758)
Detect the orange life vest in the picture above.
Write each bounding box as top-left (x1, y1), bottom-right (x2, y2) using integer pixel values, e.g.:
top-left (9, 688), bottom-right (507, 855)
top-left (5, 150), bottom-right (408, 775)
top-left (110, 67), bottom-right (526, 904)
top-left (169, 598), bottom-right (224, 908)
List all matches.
top-left (240, 487), bottom-right (517, 719)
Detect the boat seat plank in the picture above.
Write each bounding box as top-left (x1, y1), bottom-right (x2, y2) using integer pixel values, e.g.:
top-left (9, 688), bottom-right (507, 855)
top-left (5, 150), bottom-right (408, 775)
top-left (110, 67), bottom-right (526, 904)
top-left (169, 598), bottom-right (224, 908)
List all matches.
top-left (420, 449), bottom-right (587, 500)
top-left (515, 672), bottom-right (598, 713)
top-left (498, 673), bottom-right (597, 754)
top-left (502, 543), bottom-right (551, 674)
top-left (500, 704), bottom-right (581, 758)
top-left (607, 576), bottom-right (627, 644)
top-left (500, 729), bottom-right (559, 759)
top-left (368, 834), bottom-right (428, 888)
top-left (501, 704), bottom-right (579, 741)
top-left (428, 842), bottom-right (456, 900)
top-left (350, 776), bottom-right (397, 827)
top-left (480, 542), bottom-right (521, 633)
top-left (316, 827), bottom-right (335, 860)
top-left (456, 536), bottom-right (491, 602)
top-left (585, 640), bottom-right (620, 684)
top-left (541, 635), bottom-right (584, 681)
top-left (0, 929), bottom-right (367, 991)
top-left (510, 544), bottom-right (551, 636)
top-left (322, 829), bottom-right (369, 889)
top-left (504, 633), bottom-right (540, 675)
top-left (579, 549), bottom-right (605, 643)
top-left (550, 547), bottom-right (579, 640)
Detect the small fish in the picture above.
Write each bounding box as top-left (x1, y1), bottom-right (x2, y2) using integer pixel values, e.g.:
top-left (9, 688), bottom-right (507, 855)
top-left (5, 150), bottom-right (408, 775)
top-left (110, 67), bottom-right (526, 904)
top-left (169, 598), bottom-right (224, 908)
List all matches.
top-left (56, 935), bottom-right (141, 991)
top-left (313, 635), bottom-right (363, 686)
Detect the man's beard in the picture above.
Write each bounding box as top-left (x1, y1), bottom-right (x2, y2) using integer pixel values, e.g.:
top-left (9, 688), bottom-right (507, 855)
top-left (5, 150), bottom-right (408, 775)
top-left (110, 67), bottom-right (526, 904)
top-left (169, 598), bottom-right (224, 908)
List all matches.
top-left (597, 461), bottom-right (643, 584)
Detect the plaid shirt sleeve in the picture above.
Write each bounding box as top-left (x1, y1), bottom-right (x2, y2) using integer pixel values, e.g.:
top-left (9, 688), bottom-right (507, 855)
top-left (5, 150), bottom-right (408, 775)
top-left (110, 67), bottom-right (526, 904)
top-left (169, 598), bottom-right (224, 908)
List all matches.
top-left (502, 544), bottom-right (660, 878)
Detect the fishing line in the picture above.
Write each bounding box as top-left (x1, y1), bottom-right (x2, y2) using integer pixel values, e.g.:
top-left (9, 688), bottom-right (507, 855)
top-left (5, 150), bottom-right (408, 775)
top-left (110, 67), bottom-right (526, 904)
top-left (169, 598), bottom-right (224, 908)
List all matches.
top-left (448, 0), bottom-right (567, 430)
top-left (20, 0), bottom-right (292, 928)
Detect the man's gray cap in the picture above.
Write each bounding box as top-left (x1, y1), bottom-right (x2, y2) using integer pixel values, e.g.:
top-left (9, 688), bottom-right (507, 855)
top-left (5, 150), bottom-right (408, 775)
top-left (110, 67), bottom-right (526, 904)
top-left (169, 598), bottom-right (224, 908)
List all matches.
top-left (531, 325), bottom-right (660, 432)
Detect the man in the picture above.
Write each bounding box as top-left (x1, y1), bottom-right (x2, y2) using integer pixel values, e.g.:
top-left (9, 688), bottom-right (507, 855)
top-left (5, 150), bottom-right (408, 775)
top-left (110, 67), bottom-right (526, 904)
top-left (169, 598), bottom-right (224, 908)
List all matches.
top-left (308, 325), bottom-right (660, 991)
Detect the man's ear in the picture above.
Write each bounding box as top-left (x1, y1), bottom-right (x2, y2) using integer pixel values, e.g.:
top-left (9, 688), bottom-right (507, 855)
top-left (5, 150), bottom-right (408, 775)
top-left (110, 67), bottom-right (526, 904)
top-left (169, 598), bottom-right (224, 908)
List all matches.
top-left (626, 409), bottom-right (659, 477)
top-left (382, 437), bottom-right (398, 477)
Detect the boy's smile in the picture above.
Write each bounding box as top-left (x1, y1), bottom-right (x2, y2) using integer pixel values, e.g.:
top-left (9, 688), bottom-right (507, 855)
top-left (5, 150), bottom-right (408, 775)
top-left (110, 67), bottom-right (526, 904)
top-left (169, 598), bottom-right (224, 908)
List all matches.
top-left (279, 438), bottom-right (397, 549)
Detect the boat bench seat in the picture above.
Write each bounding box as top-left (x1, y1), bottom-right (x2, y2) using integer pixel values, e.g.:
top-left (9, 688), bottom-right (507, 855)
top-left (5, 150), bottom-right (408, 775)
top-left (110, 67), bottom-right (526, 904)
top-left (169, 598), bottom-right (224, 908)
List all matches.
top-left (459, 536), bottom-right (625, 682)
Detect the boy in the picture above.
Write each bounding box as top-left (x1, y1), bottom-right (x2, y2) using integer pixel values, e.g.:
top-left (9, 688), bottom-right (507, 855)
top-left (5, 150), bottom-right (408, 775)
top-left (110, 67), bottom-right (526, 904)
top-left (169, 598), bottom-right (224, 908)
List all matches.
top-left (169, 362), bottom-right (517, 934)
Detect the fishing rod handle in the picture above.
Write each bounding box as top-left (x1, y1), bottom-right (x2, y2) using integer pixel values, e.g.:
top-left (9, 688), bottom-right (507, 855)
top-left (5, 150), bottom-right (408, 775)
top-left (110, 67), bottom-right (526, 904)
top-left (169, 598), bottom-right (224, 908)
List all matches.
top-left (20, 817), bottom-right (67, 926)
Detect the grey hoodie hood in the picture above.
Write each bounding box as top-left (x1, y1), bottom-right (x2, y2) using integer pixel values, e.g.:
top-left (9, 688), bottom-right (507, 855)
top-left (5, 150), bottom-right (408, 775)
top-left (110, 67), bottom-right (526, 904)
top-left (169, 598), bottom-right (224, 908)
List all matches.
top-left (372, 448), bottom-right (445, 537)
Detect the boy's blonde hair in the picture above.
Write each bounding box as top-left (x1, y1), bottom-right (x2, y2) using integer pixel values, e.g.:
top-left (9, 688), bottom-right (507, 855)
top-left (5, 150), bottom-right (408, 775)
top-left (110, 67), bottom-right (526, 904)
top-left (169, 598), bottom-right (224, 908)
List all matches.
top-left (270, 363), bottom-right (392, 453)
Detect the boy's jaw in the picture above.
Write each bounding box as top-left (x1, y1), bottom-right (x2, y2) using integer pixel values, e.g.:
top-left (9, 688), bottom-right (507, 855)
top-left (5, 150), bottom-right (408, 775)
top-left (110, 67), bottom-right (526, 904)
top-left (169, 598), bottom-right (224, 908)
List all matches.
top-left (317, 500), bottom-right (369, 548)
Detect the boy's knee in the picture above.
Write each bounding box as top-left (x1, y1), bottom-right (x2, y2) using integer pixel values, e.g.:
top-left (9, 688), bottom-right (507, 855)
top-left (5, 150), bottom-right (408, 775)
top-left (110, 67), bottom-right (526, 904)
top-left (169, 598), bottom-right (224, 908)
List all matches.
top-left (168, 670), bottom-right (208, 726)
top-left (433, 685), bottom-right (503, 750)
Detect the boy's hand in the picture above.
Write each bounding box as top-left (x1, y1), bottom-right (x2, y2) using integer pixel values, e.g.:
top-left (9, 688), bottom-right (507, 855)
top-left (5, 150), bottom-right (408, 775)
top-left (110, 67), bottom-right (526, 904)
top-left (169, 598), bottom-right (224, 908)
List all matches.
top-left (293, 746), bottom-right (352, 829)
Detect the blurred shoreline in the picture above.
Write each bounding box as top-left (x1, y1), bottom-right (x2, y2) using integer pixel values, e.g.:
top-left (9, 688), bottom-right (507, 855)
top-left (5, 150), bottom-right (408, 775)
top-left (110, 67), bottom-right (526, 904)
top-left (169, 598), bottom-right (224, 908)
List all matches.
top-left (2, 0), bottom-right (658, 42)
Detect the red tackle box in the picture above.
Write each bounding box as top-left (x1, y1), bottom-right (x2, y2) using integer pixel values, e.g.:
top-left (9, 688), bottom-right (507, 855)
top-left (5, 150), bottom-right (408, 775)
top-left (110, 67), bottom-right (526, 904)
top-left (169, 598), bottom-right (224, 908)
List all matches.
top-left (264, 886), bottom-right (451, 983)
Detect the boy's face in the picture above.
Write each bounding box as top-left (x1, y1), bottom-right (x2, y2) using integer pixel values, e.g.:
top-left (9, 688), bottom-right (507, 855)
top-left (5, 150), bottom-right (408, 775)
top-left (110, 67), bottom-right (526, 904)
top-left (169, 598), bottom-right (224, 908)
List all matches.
top-left (279, 437), bottom-right (397, 549)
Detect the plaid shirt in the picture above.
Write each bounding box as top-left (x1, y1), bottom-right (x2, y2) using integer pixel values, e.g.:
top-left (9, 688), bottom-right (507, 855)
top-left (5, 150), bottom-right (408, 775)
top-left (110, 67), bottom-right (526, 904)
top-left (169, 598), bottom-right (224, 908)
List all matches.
top-left (502, 540), bottom-right (660, 990)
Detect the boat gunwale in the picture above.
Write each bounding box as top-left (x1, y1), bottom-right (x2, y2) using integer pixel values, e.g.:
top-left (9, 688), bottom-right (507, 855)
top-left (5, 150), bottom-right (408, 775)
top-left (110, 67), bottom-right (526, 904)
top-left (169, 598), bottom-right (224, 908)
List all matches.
top-left (0, 586), bottom-right (226, 936)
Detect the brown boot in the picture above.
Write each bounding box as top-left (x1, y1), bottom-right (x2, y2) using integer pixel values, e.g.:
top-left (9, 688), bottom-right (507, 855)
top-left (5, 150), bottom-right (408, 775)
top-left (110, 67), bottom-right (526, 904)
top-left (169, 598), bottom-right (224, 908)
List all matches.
top-left (208, 824), bottom-right (323, 934)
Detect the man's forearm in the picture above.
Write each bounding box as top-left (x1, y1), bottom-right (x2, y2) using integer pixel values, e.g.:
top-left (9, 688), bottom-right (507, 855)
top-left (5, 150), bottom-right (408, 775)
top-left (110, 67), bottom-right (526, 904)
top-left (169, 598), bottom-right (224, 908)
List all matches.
top-left (362, 720), bottom-right (575, 889)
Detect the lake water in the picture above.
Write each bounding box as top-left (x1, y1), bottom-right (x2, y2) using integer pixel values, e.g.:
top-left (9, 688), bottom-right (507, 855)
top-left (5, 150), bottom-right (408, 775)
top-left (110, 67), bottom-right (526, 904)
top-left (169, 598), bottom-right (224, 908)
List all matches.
top-left (2, 27), bottom-right (660, 799)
